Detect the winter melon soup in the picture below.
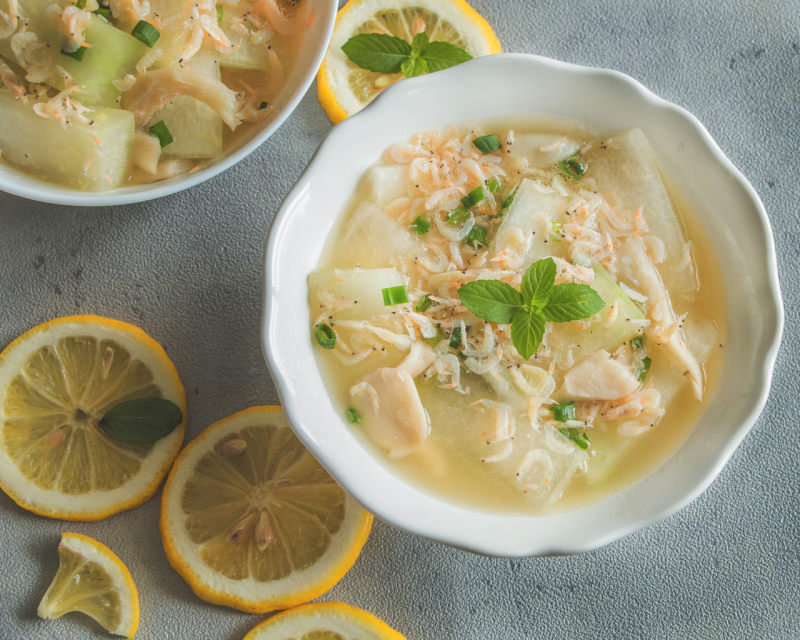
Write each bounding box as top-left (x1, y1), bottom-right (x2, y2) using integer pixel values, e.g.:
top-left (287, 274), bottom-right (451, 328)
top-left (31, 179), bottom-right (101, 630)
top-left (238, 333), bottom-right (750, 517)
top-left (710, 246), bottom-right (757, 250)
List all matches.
top-left (308, 122), bottom-right (726, 514)
top-left (0, 0), bottom-right (313, 190)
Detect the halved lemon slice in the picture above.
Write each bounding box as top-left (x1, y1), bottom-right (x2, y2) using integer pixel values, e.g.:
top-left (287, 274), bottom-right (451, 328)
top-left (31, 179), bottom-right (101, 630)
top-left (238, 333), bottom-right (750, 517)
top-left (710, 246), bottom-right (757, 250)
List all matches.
top-left (38, 532), bottom-right (139, 638)
top-left (160, 406), bottom-right (373, 613)
top-left (317, 0), bottom-right (502, 123)
top-left (0, 315), bottom-right (186, 520)
top-left (243, 601), bottom-right (406, 640)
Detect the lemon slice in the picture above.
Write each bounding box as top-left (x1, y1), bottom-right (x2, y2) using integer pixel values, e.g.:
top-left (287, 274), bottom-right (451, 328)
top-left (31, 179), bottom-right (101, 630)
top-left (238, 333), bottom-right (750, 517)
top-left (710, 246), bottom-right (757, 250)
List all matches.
top-left (38, 532), bottom-right (140, 638)
top-left (160, 406), bottom-right (373, 613)
top-left (317, 0), bottom-right (502, 123)
top-left (243, 601), bottom-right (406, 640)
top-left (0, 315), bottom-right (186, 520)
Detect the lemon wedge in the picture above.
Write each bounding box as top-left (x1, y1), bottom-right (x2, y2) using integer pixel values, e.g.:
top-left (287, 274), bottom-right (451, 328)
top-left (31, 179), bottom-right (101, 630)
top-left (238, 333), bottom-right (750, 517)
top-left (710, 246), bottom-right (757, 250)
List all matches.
top-left (0, 315), bottom-right (186, 520)
top-left (160, 406), bottom-right (373, 613)
top-left (317, 0), bottom-right (502, 123)
top-left (38, 532), bottom-right (139, 638)
top-left (243, 601), bottom-right (406, 640)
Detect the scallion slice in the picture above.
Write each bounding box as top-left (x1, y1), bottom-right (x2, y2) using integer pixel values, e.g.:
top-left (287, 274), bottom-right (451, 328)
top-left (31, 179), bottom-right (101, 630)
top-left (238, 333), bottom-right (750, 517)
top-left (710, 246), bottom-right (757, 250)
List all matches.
top-left (258, 101), bottom-right (268, 110)
top-left (410, 216), bottom-right (430, 235)
top-left (550, 220), bottom-right (562, 242)
top-left (346, 408), bottom-right (360, 424)
top-left (216, 4), bottom-right (223, 24)
top-left (449, 327), bottom-right (462, 350)
top-left (75, 0), bottom-right (86, 8)
top-left (472, 133), bottom-right (501, 154)
top-left (465, 226), bottom-right (487, 249)
top-left (93, 7), bottom-right (111, 18)
top-left (415, 294), bottom-right (432, 312)
top-left (149, 120), bottom-right (174, 147)
top-left (487, 177), bottom-right (501, 193)
top-left (461, 185), bottom-right (486, 209)
top-left (551, 401), bottom-right (576, 422)
top-left (382, 285), bottom-right (408, 306)
top-left (558, 155), bottom-right (587, 179)
top-left (448, 209), bottom-right (470, 226)
top-left (498, 184), bottom-right (518, 217)
top-left (559, 427), bottom-right (589, 450)
top-left (630, 335), bottom-right (644, 351)
top-left (315, 323), bottom-right (336, 349)
top-left (131, 20), bottom-right (160, 47)
top-left (636, 356), bottom-right (652, 382)
top-left (61, 46), bottom-right (87, 61)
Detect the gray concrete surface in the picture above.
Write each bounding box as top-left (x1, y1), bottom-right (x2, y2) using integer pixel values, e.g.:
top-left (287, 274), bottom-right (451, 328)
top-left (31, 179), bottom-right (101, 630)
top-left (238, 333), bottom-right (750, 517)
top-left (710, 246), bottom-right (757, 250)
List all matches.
top-left (1, 1), bottom-right (798, 638)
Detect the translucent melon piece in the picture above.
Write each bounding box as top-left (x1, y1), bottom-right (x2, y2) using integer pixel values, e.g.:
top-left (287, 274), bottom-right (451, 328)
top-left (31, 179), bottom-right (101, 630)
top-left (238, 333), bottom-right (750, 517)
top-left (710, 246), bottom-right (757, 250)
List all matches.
top-left (308, 268), bottom-right (406, 321)
top-left (549, 264), bottom-right (647, 363)
top-left (491, 178), bottom-right (569, 267)
top-left (584, 129), bottom-right (696, 295)
top-left (360, 164), bottom-right (409, 209)
top-left (0, 90), bottom-right (134, 190)
top-left (338, 202), bottom-right (428, 268)
top-left (6, 1), bottom-right (148, 108)
top-left (55, 16), bottom-right (149, 107)
top-left (510, 134), bottom-right (580, 169)
top-left (154, 52), bottom-right (223, 159)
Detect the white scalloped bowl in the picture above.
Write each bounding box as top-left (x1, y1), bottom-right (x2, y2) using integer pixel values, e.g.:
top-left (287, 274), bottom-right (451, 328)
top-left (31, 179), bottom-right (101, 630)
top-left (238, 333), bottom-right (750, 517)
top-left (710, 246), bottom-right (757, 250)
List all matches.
top-left (263, 53), bottom-right (783, 556)
top-left (0, 0), bottom-right (336, 206)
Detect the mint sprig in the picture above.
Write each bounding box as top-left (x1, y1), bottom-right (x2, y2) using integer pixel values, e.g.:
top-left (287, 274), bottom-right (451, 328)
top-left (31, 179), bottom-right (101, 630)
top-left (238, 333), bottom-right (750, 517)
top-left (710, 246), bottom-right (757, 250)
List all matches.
top-left (341, 32), bottom-right (472, 78)
top-left (457, 258), bottom-right (605, 359)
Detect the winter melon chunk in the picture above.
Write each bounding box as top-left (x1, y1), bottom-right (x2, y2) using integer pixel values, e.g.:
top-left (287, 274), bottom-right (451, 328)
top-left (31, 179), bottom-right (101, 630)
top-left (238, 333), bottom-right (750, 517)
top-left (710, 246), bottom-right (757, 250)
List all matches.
top-left (0, 89), bottom-right (134, 190)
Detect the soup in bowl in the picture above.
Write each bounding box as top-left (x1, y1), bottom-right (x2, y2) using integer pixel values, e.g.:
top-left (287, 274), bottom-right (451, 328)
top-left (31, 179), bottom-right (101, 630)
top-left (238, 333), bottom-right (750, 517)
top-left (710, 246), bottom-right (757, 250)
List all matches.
top-left (263, 54), bottom-right (782, 556)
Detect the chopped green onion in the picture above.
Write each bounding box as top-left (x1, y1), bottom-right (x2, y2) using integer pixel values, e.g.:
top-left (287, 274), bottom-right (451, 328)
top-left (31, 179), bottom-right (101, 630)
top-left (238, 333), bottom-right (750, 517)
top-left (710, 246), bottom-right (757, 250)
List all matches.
top-left (131, 20), bottom-right (160, 47)
top-left (461, 185), bottom-right (486, 209)
top-left (423, 328), bottom-right (443, 346)
top-left (75, 0), bottom-right (86, 8)
top-left (498, 184), bottom-right (518, 217)
top-left (415, 294), bottom-right (432, 312)
top-left (448, 209), bottom-right (471, 226)
top-left (449, 327), bottom-right (462, 350)
top-left (410, 216), bottom-right (430, 235)
top-left (382, 285), bottom-right (408, 306)
top-left (559, 427), bottom-right (589, 450)
top-left (216, 4), bottom-right (223, 24)
top-left (465, 226), bottom-right (487, 249)
top-left (61, 46), bottom-right (87, 61)
top-left (148, 120), bottom-right (174, 147)
top-left (550, 220), bottom-right (562, 242)
top-left (486, 177), bottom-right (501, 193)
top-left (558, 155), bottom-right (587, 179)
top-left (472, 133), bottom-right (501, 154)
top-left (551, 401), bottom-right (576, 422)
top-left (630, 335), bottom-right (644, 351)
top-left (258, 101), bottom-right (268, 110)
top-left (93, 7), bottom-right (111, 18)
top-left (636, 356), bottom-right (652, 382)
top-left (315, 324), bottom-right (336, 349)
top-left (346, 408), bottom-right (360, 424)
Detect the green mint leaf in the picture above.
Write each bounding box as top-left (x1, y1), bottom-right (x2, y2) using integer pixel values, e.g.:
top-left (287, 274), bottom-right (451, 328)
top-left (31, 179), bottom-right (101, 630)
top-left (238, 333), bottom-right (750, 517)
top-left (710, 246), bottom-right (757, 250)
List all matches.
top-left (419, 40), bottom-right (472, 72)
top-left (411, 31), bottom-right (429, 56)
top-left (458, 280), bottom-right (525, 324)
top-left (99, 397), bottom-right (183, 444)
top-left (541, 283), bottom-right (605, 322)
top-left (341, 33), bottom-right (411, 73)
top-left (521, 258), bottom-right (556, 308)
top-left (511, 308), bottom-right (545, 359)
top-left (401, 55), bottom-right (427, 78)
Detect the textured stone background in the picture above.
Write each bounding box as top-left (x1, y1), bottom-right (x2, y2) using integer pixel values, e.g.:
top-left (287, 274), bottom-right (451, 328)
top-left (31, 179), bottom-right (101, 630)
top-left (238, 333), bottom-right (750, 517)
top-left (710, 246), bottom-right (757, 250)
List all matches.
top-left (1, 1), bottom-right (798, 638)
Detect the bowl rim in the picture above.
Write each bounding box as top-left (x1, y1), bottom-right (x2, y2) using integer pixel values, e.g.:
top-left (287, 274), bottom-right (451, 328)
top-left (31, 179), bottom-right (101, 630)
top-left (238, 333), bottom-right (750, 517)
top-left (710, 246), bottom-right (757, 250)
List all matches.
top-left (0, 0), bottom-right (338, 207)
top-left (262, 52), bottom-right (784, 556)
